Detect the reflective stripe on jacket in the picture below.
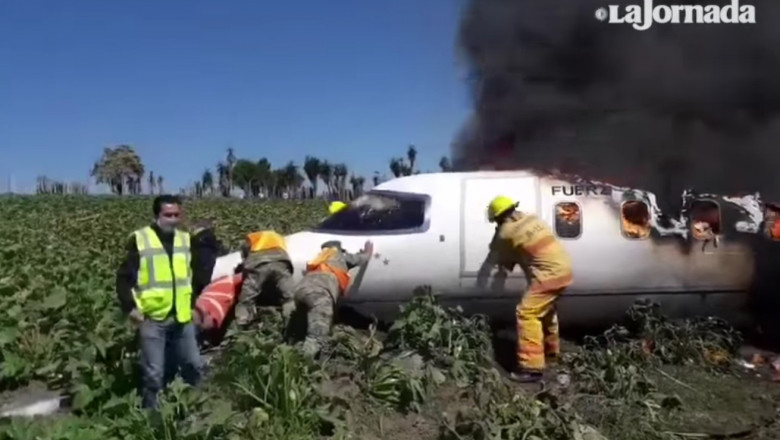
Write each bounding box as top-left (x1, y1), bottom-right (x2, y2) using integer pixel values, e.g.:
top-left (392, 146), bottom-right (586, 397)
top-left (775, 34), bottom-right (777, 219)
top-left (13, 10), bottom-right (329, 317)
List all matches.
top-left (196, 273), bottom-right (242, 329)
top-left (494, 212), bottom-right (573, 294)
top-left (305, 247), bottom-right (350, 295)
top-left (134, 226), bottom-right (193, 322)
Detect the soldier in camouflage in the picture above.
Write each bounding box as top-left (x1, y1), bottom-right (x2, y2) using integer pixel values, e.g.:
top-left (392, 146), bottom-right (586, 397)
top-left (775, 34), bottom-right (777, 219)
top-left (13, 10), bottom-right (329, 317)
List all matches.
top-left (295, 240), bottom-right (373, 357)
top-left (234, 230), bottom-right (296, 326)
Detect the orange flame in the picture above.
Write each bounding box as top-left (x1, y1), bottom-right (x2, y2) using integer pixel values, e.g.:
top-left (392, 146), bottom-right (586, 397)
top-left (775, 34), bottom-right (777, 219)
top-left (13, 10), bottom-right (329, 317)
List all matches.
top-left (621, 200), bottom-right (651, 239)
top-left (556, 203), bottom-right (580, 224)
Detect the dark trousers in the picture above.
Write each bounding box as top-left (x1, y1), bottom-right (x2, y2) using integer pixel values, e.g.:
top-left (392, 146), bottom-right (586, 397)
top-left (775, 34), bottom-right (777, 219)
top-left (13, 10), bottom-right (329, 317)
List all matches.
top-left (139, 317), bottom-right (203, 409)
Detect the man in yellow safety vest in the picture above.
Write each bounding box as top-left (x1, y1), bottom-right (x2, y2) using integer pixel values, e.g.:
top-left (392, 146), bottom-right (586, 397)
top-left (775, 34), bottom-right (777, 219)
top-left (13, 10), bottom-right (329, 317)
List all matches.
top-left (115, 195), bottom-right (203, 409)
top-left (482, 195), bottom-right (573, 383)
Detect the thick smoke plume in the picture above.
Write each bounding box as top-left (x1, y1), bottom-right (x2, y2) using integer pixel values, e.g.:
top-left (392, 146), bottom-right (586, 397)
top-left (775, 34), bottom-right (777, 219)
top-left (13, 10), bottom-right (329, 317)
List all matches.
top-left (455, 0), bottom-right (780, 208)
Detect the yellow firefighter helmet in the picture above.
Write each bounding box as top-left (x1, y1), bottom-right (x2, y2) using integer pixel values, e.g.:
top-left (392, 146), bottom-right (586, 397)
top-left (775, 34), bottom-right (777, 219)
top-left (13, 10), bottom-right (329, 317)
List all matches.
top-left (487, 195), bottom-right (518, 222)
top-left (328, 201), bottom-right (348, 215)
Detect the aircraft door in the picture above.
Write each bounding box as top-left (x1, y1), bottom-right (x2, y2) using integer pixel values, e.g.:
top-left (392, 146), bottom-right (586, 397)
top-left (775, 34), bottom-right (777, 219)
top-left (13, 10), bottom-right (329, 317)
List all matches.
top-left (458, 176), bottom-right (540, 297)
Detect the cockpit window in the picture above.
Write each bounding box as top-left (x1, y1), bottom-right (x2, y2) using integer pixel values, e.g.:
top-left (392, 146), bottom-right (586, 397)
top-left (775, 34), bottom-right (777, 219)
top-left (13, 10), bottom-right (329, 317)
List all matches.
top-left (314, 191), bottom-right (428, 233)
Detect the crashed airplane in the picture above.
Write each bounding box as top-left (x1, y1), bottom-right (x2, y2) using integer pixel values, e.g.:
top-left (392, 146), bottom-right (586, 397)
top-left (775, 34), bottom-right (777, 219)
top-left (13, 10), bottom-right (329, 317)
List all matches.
top-left (211, 170), bottom-right (780, 330)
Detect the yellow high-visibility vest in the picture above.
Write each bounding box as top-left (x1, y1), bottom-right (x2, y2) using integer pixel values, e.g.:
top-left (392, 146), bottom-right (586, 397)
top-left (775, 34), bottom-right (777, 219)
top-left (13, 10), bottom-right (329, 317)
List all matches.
top-left (133, 226), bottom-right (193, 323)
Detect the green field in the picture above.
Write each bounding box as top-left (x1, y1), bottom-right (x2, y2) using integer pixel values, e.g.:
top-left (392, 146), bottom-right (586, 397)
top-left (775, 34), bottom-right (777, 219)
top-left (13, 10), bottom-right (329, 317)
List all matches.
top-left (0, 196), bottom-right (778, 440)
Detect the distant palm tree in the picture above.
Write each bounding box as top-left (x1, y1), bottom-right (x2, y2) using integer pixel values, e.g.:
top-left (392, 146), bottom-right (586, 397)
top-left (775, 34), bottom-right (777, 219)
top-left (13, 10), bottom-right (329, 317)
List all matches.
top-left (148, 171), bottom-right (156, 194)
top-left (439, 156), bottom-right (452, 172)
top-left (201, 169), bottom-right (214, 196)
top-left (283, 162), bottom-right (303, 198)
top-left (319, 161), bottom-right (333, 197)
top-left (349, 175), bottom-right (366, 198)
top-left (303, 156), bottom-right (321, 199)
top-left (232, 159), bottom-right (260, 197)
top-left (333, 163), bottom-right (348, 200)
top-left (157, 175), bottom-right (164, 194)
top-left (216, 162), bottom-right (230, 197)
top-left (389, 158), bottom-right (403, 178)
top-left (226, 147), bottom-right (236, 192)
top-left (407, 145), bottom-right (417, 174)
top-left (256, 158), bottom-right (272, 197)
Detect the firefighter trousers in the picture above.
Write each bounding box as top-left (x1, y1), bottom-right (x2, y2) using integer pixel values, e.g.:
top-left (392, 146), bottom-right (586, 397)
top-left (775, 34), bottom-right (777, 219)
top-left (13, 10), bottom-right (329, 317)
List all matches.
top-left (516, 288), bottom-right (564, 371)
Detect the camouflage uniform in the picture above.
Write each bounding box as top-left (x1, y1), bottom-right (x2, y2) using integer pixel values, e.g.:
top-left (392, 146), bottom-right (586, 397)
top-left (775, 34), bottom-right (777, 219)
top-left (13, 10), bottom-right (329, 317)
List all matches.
top-left (296, 242), bottom-right (370, 357)
top-left (235, 232), bottom-right (295, 325)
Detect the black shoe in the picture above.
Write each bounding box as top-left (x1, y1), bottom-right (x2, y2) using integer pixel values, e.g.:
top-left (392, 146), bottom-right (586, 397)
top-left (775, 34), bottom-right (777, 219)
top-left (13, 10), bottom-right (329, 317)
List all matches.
top-left (509, 369), bottom-right (543, 383)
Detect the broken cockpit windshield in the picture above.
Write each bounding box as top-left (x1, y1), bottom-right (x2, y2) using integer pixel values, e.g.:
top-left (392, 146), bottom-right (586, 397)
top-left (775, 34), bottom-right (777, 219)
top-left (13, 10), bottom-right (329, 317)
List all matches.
top-left (315, 191), bottom-right (427, 232)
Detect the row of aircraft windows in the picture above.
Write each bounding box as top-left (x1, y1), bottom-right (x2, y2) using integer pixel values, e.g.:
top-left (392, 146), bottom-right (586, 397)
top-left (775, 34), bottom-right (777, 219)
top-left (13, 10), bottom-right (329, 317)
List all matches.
top-left (551, 200), bottom-right (780, 240)
top-left (314, 191), bottom-right (780, 240)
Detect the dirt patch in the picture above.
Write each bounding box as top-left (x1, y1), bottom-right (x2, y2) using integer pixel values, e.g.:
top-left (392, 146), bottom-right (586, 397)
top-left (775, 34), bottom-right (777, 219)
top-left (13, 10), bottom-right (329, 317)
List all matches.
top-left (344, 384), bottom-right (472, 440)
top-left (655, 366), bottom-right (780, 437)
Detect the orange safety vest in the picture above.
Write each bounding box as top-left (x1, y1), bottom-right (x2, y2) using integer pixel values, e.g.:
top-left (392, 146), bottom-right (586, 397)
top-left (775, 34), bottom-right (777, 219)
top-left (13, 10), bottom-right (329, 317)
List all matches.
top-left (246, 231), bottom-right (287, 253)
top-left (195, 273), bottom-right (243, 329)
top-left (306, 248), bottom-right (351, 295)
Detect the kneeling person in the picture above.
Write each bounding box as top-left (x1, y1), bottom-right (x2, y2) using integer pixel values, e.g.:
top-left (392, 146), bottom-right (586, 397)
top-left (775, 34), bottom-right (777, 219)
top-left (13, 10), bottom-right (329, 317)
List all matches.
top-left (236, 230), bottom-right (295, 325)
top-left (297, 240), bottom-right (373, 357)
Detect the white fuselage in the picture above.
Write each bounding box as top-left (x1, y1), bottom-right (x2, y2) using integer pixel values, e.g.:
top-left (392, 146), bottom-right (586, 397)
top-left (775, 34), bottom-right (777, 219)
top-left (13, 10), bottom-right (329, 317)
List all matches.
top-left (212, 170), bottom-right (765, 328)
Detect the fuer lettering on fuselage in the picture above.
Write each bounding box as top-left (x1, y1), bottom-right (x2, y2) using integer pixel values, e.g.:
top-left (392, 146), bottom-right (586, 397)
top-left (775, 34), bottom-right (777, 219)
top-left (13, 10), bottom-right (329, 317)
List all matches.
top-left (551, 185), bottom-right (612, 197)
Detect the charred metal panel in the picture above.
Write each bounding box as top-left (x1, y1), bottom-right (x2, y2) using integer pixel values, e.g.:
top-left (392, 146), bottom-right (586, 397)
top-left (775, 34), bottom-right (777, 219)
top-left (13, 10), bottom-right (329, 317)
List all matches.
top-left (539, 171), bottom-right (758, 296)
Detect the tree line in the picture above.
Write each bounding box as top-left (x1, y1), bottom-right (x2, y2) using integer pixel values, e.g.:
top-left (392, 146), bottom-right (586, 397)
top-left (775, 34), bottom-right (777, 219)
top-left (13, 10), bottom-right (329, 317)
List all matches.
top-left (38, 144), bottom-right (454, 198)
top-left (35, 176), bottom-right (89, 195)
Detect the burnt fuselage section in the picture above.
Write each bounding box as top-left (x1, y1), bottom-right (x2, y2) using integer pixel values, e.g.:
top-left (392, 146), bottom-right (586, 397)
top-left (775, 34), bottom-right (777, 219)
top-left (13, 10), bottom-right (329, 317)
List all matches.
top-left (542, 171), bottom-right (779, 329)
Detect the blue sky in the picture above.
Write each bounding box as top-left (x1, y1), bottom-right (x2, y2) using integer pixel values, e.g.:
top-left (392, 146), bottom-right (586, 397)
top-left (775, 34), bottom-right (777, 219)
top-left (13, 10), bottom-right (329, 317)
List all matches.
top-left (0, 0), bottom-right (472, 193)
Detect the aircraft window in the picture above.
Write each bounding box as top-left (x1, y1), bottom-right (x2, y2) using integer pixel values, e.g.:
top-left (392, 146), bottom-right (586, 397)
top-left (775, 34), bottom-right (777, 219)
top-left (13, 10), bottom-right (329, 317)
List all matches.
top-left (554, 202), bottom-right (581, 239)
top-left (621, 200), bottom-right (651, 239)
top-left (764, 204), bottom-right (780, 241)
top-left (689, 200), bottom-right (720, 240)
top-left (314, 191), bottom-right (426, 232)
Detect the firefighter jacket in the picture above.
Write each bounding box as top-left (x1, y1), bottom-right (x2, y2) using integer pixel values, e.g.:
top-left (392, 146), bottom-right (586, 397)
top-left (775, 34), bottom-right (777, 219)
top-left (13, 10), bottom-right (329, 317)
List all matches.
top-left (489, 212), bottom-right (573, 294)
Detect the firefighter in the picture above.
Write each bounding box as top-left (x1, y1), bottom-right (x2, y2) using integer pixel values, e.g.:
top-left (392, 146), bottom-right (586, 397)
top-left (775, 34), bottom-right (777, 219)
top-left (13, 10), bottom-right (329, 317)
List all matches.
top-left (235, 230), bottom-right (296, 326)
top-left (295, 240), bottom-right (373, 357)
top-left (328, 201), bottom-right (348, 215)
top-left (484, 195), bottom-right (573, 383)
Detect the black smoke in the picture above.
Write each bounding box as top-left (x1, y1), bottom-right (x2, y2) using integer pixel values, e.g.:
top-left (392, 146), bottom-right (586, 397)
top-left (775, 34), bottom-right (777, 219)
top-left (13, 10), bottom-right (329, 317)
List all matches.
top-left (455, 0), bottom-right (780, 209)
